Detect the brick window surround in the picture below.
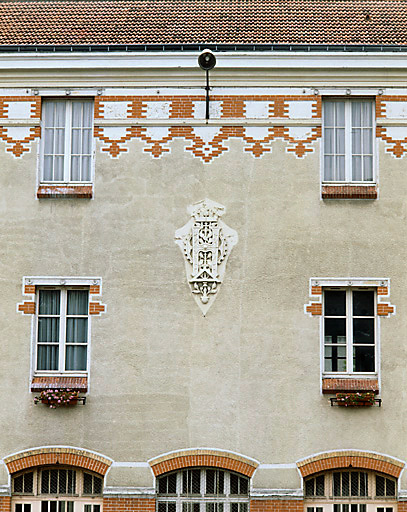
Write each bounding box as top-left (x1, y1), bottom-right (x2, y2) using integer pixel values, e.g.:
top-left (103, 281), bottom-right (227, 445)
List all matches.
top-left (37, 185), bottom-right (93, 199)
top-left (149, 449), bottom-right (259, 478)
top-left (321, 184), bottom-right (377, 200)
top-left (3, 447), bottom-right (112, 476)
top-left (297, 451), bottom-right (404, 479)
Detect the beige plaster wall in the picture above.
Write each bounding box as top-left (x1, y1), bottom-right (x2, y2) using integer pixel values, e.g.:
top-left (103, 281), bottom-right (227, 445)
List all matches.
top-left (0, 112), bottom-right (406, 489)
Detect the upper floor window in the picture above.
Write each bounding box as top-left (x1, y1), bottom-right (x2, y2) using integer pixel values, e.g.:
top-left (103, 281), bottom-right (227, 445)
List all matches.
top-left (12, 467), bottom-right (103, 512)
top-left (324, 289), bottom-right (376, 374)
top-left (36, 288), bottom-right (89, 373)
top-left (156, 468), bottom-right (249, 512)
top-left (323, 99), bottom-right (374, 183)
top-left (41, 99), bottom-right (93, 183)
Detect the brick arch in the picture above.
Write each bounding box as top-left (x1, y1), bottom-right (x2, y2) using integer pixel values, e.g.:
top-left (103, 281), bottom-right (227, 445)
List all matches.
top-left (3, 447), bottom-right (112, 476)
top-left (148, 449), bottom-right (259, 478)
top-left (297, 451), bottom-right (404, 479)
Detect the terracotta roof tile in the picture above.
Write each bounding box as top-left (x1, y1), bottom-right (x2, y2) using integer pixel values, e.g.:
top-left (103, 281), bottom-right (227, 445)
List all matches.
top-left (1, 0), bottom-right (407, 47)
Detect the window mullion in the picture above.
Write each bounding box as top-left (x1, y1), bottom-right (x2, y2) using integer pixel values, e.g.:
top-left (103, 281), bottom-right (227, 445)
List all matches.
top-left (345, 102), bottom-right (352, 182)
top-left (347, 289), bottom-right (352, 374)
top-left (60, 290), bottom-right (67, 371)
top-left (64, 101), bottom-right (72, 182)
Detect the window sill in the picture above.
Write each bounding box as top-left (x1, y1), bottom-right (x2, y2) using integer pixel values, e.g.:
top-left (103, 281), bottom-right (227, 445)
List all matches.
top-left (31, 376), bottom-right (88, 392)
top-left (37, 185), bottom-right (93, 199)
top-left (321, 184), bottom-right (377, 200)
top-left (322, 377), bottom-right (379, 394)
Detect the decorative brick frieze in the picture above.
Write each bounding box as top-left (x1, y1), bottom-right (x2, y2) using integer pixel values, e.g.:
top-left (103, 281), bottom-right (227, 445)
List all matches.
top-left (0, 125), bottom-right (40, 157)
top-left (4, 447), bottom-right (112, 475)
top-left (37, 185), bottom-right (93, 199)
top-left (321, 185), bottom-right (377, 200)
top-left (149, 449), bottom-right (258, 478)
top-left (250, 500), bottom-right (303, 512)
top-left (0, 497), bottom-right (11, 512)
top-left (0, 96), bottom-right (41, 119)
top-left (322, 378), bottom-right (379, 394)
top-left (103, 497), bottom-right (155, 512)
top-left (297, 451), bottom-right (404, 478)
top-left (31, 376), bottom-right (88, 392)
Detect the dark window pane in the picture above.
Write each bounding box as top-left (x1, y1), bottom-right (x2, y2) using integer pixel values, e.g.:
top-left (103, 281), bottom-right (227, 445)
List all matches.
top-left (168, 504), bottom-right (176, 512)
top-left (41, 503), bottom-right (48, 512)
top-left (84, 473), bottom-right (93, 494)
top-left (351, 505), bottom-right (358, 512)
top-left (14, 475), bottom-right (23, 493)
top-left (305, 479), bottom-right (314, 496)
top-left (342, 472), bottom-right (349, 496)
top-left (239, 476), bottom-right (248, 495)
top-left (316, 475), bottom-right (324, 496)
top-left (67, 471), bottom-right (76, 494)
top-left (333, 473), bottom-right (341, 496)
top-left (50, 502), bottom-right (57, 512)
top-left (67, 290), bottom-right (88, 315)
top-left (39, 290), bottom-right (60, 315)
top-left (41, 471), bottom-right (50, 494)
top-left (15, 505), bottom-right (22, 512)
top-left (376, 476), bottom-right (385, 496)
top-left (24, 505), bottom-right (31, 512)
top-left (353, 319), bottom-right (374, 344)
top-left (59, 470), bottom-right (67, 494)
top-left (334, 505), bottom-right (340, 512)
top-left (24, 472), bottom-right (33, 493)
top-left (94, 506), bottom-right (101, 512)
top-left (360, 506), bottom-right (366, 512)
top-left (386, 479), bottom-right (396, 496)
top-left (206, 470), bottom-right (215, 494)
top-left (360, 472), bottom-right (367, 496)
top-left (158, 504), bottom-right (166, 512)
top-left (353, 291), bottom-right (374, 316)
top-left (325, 318), bottom-right (346, 343)
top-left (230, 473), bottom-right (239, 494)
top-left (325, 291), bottom-right (346, 316)
top-left (354, 346), bottom-right (375, 372)
top-left (351, 472), bottom-right (359, 496)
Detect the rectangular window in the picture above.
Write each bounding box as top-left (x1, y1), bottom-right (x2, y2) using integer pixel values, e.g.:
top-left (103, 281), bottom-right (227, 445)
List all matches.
top-left (324, 290), bottom-right (376, 374)
top-left (36, 289), bottom-right (89, 373)
top-left (323, 99), bottom-right (374, 182)
top-left (41, 99), bottom-right (93, 183)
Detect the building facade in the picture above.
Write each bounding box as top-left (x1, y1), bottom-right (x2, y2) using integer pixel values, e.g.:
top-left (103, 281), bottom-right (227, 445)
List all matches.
top-left (1, 2), bottom-right (407, 512)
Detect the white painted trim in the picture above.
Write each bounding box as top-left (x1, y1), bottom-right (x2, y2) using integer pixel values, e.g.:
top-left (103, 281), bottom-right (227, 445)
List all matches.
top-left (0, 119), bottom-right (40, 126)
top-left (147, 447), bottom-right (260, 466)
top-left (1, 52), bottom-right (407, 71)
top-left (103, 487), bottom-right (155, 496)
top-left (1, 445), bottom-right (114, 465)
top-left (310, 277), bottom-right (389, 288)
top-left (111, 462), bottom-right (150, 468)
top-left (95, 118), bottom-right (321, 127)
top-left (250, 489), bottom-right (303, 498)
top-left (24, 276), bottom-right (102, 287)
top-left (295, 448), bottom-right (406, 466)
top-left (258, 464), bottom-right (297, 469)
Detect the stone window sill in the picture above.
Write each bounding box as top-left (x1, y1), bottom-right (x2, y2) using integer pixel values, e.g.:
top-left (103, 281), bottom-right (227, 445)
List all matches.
top-left (321, 184), bottom-right (377, 200)
top-left (322, 377), bottom-right (379, 394)
top-left (31, 376), bottom-right (88, 392)
top-left (37, 185), bottom-right (93, 199)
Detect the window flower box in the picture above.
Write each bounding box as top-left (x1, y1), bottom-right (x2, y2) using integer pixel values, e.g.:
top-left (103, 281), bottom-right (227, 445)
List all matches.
top-left (34, 389), bottom-right (85, 408)
top-left (335, 392), bottom-right (376, 407)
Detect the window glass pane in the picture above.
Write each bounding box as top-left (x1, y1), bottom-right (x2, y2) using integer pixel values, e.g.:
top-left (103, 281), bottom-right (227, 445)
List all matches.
top-left (353, 346), bottom-right (375, 372)
top-left (336, 128), bottom-right (345, 154)
top-left (37, 345), bottom-right (59, 371)
top-left (324, 156), bottom-right (334, 181)
top-left (59, 470), bottom-right (67, 494)
top-left (24, 472), bottom-right (33, 494)
top-left (376, 475), bottom-right (385, 496)
top-left (81, 156), bottom-right (92, 181)
top-left (324, 101), bottom-right (335, 125)
top-left (14, 475), bottom-right (23, 493)
top-left (316, 475), bottom-right (324, 496)
top-left (84, 473), bottom-right (93, 494)
top-left (38, 318), bottom-right (60, 343)
top-left (334, 473), bottom-right (341, 496)
top-left (352, 156), bottom-right (362, 181)
top-left (93, 476), bottom-right (103, 495)
top-left (23, 506), bottom-right (31, 512)
top-left (325, 318), bottom-right (346, 343)
top-left (363, 128), bottom-right (373, 154)
top-left (71, 156), bottom-right (80, 182)
top-left (305, 479), bottom-right (314, 496)
top-left (67, 290), bottom-right (88, 315)
top-left (335, 102), bottom-right (345, 126)
top-left (353, 318), bottom-right (374, 344)
top-left (325, 291), bottom-right (346, 316)
top-left (324, 345), bottom-right (346, 372)
top-left (351, 472), bottom-right (359, 495)
top-left (39, 290), bottom-right (60, 315)
top-left (353, 291), bottom-right (374, 316)
top-left (66, 318), bottom-right (88, 343)
top-left (352, 102), bottom-right (362, 127)
top-left (54, 156), bottom-right (64, 181)
top-left (41, 503), bottom-right (48, 512)
top-left (72, 102), bottom-right (83, 128)
top-left (342, 472), bottom-right (349, 496)
top-left (386, 478), bottom-right (396, 496)
top-left (324, 128), bottom-right (334, 153)
top-left (65, 345), bottom-right (87, 371)
top-left (363, 156), bottom-right (373, 181)
top-left (335, 156), bottom-right (345, 180)
top-left (360, 472), bottom-right (368, 496)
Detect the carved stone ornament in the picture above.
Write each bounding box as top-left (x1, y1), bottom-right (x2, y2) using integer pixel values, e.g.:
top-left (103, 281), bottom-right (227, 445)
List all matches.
top-left (175, 199), bottom-right (238, 316)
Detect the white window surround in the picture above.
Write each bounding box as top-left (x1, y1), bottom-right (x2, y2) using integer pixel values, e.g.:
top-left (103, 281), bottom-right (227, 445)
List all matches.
top-left (309, 278), bottom-right (390, 381)
top-left (39, 98), bottom-right (94, 185)
top-left (24, 277), bottom-right (102, 379)
top-left (322, 98), bottom-right (376, 184)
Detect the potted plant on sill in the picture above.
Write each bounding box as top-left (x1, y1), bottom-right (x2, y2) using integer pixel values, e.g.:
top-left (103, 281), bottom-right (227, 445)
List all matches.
top-left (34, 388), bottom-right (79, 409)
top-left (336, 392), bottom-right (375, 407)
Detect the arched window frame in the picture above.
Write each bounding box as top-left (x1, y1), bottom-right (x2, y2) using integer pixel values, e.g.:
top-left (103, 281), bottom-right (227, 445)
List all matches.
top-left (156, 468), bottom-right (250, 512)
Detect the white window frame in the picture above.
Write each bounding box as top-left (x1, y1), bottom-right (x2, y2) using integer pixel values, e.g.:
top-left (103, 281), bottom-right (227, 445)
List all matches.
top-left (156, 469), bottom-right (250, 512)
top-left (35, 287), bottom-right (90, 375)
top-left (25, 276), bottom-right (101, 378)
top-left (40, 98), bottom-right (95, 185)
top-left (323, 288), bottom-right (377, 376)
top-left (322, 98), bottom-right (376, 184)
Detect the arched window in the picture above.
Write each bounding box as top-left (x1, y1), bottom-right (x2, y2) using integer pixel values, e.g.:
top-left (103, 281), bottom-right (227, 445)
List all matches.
top-left (156, 468), bottom-right (249, 512)
top-left (11, 466), bottom-right (103, 512)
top-left (304, 470), bottom-right (397, 512)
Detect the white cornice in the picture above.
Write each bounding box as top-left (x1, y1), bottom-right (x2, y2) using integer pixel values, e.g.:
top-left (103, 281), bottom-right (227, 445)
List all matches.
top-left (0, 51), bottom-right (407, 70)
